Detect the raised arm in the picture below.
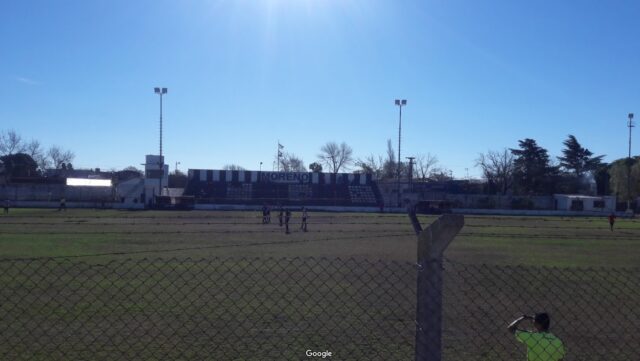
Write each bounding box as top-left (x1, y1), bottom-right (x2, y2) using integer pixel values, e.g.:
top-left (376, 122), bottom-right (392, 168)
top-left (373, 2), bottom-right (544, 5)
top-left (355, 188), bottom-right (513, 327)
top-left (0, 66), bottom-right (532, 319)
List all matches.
top-left (507, 315), bottom-right (533, 334)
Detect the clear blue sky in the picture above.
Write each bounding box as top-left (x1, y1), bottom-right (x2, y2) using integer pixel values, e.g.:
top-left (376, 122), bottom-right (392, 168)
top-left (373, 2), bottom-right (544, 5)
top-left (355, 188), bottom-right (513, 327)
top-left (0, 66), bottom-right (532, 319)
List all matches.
top-left (2, 0), bottom-right (639, 178)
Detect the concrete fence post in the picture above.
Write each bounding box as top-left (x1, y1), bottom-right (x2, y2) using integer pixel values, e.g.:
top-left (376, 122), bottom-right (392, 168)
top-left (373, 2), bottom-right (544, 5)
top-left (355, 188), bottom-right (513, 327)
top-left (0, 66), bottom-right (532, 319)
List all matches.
top-left (409, 210), bottom-right (464, 361)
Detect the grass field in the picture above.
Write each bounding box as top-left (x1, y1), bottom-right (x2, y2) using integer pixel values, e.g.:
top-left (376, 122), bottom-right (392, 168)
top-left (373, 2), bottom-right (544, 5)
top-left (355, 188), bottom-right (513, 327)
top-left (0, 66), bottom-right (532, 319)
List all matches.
top-left (1, 208), bottom-right (639, 267)
top-left (0, 209), bottom-right (638, 360)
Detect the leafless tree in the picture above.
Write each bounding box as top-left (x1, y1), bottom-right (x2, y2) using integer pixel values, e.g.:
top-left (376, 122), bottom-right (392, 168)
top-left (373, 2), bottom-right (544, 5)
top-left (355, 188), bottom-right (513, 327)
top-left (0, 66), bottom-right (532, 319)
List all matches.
top-left (430, 168), bottom-right (454, 182)
top-left (222, 164), bottom-right (246, 171)
top-left (25, 139), bottom-right (49, 171)
top-left (414, 153), bottom-right (439, 181)
top-left (318, 142), bottom-right (353, 173)
top-left (355, 154), bottom-right (384, 178)
top-left (47, 145), bottom-right (75, 169)
top-left (123, 166), bottom-right (143, 173)
top-left (475, 149), bottom-right (515, 195)
top-left (0, 130), bottom-right (26, 155)
top-left (279, 153), bottom-right (306, 172)
top-left (25, 139), bottom-right (43, 158)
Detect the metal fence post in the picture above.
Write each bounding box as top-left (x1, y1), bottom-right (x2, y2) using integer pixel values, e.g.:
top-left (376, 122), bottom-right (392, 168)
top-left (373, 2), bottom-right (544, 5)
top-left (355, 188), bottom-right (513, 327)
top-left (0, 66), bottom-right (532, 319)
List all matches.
top-left (409, 211), bottom-right (464, 361)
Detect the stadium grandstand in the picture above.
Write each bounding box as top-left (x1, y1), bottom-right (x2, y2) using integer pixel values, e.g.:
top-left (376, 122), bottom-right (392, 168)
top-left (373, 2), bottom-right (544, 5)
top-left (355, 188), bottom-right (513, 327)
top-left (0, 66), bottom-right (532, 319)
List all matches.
top-left (184, 169), bottom-right (383, 207)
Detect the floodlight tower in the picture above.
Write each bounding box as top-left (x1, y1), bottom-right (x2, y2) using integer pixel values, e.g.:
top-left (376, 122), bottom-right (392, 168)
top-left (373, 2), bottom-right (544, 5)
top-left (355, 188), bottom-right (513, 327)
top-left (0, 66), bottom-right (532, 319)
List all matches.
top-left (154, 87), bottom-right (168, 158)
top-left (395, 99), bottom-right (407, 207)
top-left (154, 87), bottom-right (167, 199)
top-left (627, 113), bottom-right (635, 209)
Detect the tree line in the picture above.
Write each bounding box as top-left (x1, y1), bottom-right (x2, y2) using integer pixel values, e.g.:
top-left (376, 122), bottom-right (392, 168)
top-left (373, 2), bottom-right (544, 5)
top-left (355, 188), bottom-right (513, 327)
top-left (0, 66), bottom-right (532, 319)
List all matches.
top-left (0, 129), bottom-right (75, 177)
top-left (476, 135), bottom-right (639, 199)
top-left (224, 140), bottom-right (453, 182)
top-left (4, 127), bottom-right (637, 199)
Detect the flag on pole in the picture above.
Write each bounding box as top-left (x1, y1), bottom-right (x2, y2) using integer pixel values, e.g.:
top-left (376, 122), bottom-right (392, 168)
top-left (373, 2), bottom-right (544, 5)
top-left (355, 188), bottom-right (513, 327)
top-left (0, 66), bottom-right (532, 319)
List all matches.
top-left (278, 151), bottom-right (283, 157)
top-left (278, 143), bottom-right (284, 149)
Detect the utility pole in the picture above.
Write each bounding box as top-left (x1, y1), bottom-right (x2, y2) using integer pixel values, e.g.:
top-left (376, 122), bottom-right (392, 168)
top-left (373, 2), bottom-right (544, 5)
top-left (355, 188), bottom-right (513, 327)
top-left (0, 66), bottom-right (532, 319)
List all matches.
top-left (395, 99), bottom-right (407, 207)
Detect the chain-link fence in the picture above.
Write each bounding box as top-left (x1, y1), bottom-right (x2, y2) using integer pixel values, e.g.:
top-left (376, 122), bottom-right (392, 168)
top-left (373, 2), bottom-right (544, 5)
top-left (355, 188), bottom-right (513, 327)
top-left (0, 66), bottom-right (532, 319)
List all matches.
top-left (0, 256), bottom-right (638, 360)
top-left (441, 260), bottom-right (640, 361)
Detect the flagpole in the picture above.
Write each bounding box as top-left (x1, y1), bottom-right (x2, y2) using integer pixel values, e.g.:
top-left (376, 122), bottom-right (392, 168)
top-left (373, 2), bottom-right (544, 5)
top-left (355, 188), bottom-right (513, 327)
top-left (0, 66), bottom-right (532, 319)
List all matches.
top-left (277, 141), bottom-right (284, 172)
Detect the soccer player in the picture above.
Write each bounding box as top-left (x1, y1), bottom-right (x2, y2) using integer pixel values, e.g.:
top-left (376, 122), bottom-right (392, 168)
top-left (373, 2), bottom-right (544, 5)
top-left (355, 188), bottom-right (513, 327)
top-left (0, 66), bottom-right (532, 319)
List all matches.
top-left (278, 205), bottom-right (284, 227)
top-left (608, 212), bottom-right (616, 231)
top-left (59, 197), bottom-right (66, 212)
top-left (261, 204), bottom-right (267, 224)
top-left (300, 207), bottom-right (308, 232)
top-left (266, 205), bottom-right (271, 224)
top-left (3, 199), bottom-right (9, 214)
top-left (284, 209), bottom-right (291, 234)
top-left (508, 312), bottom-right (565, 361)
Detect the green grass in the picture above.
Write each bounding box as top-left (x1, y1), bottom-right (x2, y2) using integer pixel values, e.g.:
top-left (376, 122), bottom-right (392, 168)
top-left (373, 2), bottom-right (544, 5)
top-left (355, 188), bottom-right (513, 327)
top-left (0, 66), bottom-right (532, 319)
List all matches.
top-left (2, 209), bottom-right (639, 267)
top-left (1, 209), bottom-right (639, 360)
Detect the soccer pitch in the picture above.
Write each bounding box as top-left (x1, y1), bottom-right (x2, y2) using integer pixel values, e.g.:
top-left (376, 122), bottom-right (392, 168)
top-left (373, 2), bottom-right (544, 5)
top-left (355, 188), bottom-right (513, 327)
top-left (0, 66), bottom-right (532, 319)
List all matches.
top-left (0, 209), bottom-right (638, 360)
top-left (0, 208), bottom-right (638, 267)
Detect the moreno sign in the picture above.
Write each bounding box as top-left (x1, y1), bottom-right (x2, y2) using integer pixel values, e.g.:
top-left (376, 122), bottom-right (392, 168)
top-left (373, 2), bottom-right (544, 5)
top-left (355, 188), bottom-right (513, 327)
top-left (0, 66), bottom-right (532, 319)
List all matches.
top-left (261, 172), bottom-right (311, 184)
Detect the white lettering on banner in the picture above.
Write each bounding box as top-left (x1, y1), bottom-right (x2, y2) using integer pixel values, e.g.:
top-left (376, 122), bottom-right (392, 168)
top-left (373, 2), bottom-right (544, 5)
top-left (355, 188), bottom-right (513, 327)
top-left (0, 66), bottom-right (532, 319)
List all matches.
top-left (260, 172), bottom-right (311, 184)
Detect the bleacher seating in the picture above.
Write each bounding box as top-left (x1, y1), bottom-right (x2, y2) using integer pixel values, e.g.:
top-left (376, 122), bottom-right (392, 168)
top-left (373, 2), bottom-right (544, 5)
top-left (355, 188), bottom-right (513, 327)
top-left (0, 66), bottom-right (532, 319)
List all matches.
top-left (348, 186), bottom-right (377, 205)
top-left (184, 170), bottom-right (382, 207)
top-left (226, 184), bottom-right (253, 200)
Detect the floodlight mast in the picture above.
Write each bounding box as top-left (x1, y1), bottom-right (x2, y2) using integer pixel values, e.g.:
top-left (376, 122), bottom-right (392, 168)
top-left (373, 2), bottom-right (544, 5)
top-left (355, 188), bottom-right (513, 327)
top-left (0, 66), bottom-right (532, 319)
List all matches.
top-left (395, 99), bottom-right (407, 207)
top-left (154, 87), bottom-right (167, 200)
top-left (154, 87), bottom-right (168, 158)
top-left (627, 113), bottom-right (635, 210)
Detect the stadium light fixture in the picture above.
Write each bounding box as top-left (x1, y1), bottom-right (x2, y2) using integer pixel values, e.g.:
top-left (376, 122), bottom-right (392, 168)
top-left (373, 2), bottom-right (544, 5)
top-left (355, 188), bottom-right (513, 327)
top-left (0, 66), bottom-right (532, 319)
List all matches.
top-left (395, 99), bottom-right (407, 207)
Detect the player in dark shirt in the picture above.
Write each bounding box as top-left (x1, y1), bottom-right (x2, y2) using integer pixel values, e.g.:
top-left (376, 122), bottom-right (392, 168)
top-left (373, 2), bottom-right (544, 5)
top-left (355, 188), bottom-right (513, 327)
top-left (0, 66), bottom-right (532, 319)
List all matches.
top-left (608, 212), bottom-right (616, 231)
top-left (300, 207), bottom-right (308, 232)
top-left (284, 209), bottom-right (291, 234)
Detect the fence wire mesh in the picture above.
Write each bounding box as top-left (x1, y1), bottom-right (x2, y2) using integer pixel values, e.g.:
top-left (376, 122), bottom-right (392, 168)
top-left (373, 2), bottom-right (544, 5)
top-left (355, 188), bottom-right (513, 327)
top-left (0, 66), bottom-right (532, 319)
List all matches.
top-left (0, 257), bottom-right (416, 360)
top-left (441, 260), bottom-right (640, 361)
top-left (0, 257), bottom-right (638, 360)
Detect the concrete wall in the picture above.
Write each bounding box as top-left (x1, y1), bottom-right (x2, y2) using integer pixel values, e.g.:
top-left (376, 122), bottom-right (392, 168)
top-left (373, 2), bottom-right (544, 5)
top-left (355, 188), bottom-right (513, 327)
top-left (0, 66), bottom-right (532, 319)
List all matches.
top-left (453, 208), bottom-right (626, 217)
top-left (0, 184), bottom-right (113, 202)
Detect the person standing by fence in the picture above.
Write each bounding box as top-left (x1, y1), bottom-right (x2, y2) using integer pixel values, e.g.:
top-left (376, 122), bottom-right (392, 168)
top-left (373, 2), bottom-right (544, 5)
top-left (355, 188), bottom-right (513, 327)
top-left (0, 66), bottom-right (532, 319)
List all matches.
top-left (508, 312), bottom-right (565, 361)
top-left (278, 205), bottom-right (284, 227)
top-left (3, 199), bottom-right (9, 214)
top-left (284, 209), bottom-right (291, 234)
top-left (261, 204), bottom-right (267, 224)
top-left (300, 207), bottom-right (308, 232)
top-left (58, 197), bottom-right (66, 212)
top-left (266, 205), bottom-right (271, 224)
top-left (608, 212), bottom-right (616, 231)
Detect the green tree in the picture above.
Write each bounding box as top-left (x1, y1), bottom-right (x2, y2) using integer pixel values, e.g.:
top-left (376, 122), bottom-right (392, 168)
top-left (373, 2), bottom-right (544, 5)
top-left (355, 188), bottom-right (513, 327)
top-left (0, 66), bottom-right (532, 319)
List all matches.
top-left (608, 157), bottom-right (640, 201)
top-left (309, 162), bottom-right (323, 172)
top-left (0, 153), bottom-right (38, 178)
top-left (558, 135), bottom-right (604, 176)
top-left (594, 163), bottom-right (611, 195)
top-left (510, 139), bottom-right (558, 195)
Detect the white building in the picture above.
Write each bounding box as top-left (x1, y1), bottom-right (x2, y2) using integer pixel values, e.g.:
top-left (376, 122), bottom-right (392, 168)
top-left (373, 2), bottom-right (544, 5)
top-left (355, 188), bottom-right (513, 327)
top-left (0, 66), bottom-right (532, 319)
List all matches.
top-left (553, 194), bottom-right (616, 213)
top-left (144, 155), bottom-right (169, 204)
